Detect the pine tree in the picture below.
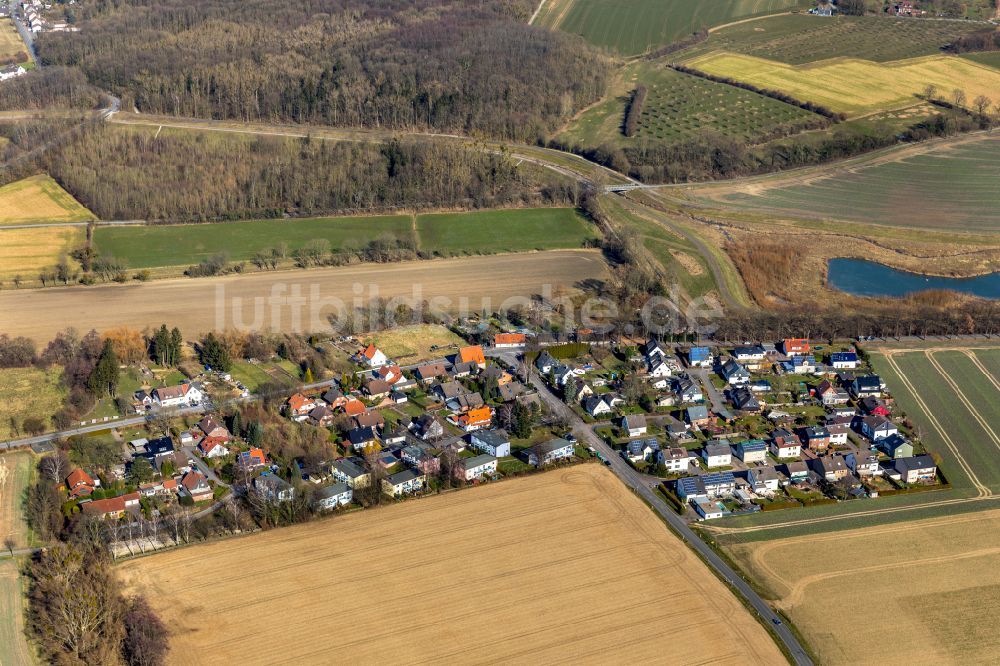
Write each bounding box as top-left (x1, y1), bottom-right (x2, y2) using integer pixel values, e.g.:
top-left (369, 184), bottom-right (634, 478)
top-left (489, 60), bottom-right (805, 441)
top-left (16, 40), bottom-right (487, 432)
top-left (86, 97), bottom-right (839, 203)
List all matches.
top-left (304, 367), bottom-right (314, 384)
top-left (246, 421), bottom-right (263, 447)
top-left (199, 332), bottom-right (231, 371)
top-left (88, 339), bottom-right (120, 397)
top-left (231, 410), bottom-right (243, 439)
top-left (169, 327), bottom-right (183, 366)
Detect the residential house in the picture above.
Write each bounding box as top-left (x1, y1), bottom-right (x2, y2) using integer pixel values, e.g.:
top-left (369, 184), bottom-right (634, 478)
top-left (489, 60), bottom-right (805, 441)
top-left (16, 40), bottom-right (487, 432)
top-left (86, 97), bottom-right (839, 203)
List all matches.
top-left (641, 338), bottom-right (665, 361)
top-left (450, 361), bottom-right (479, 379)
top-left (382, 468), bottom-right (426, 496)
top-left (314, 482), bottom-right (353, 510)
top-left (494, 333), bottom-right (526, 348)
top-left (661, 447), bottom-right (691, 473)
top-left (893, 455), bottom-right (937, 484)
top-left (583, 395), bottom-right (613, 417)
top-left (750, 379), bottom-right (772, 394)
top-left (451, 406), bottom-right (493, 432)
top-left (860, 396), bottom-right (890, 416)
top-left (470, 429), bottom-right (511, 457)
top-left (364, 378), bottom-right (393, 399)
top-left (861, 415), bottom-right (898, 442)
top-left (783, 461), bottom-right (810, 484)
top-left (782, 338), bottom-right (810, 356)
top-left (814, 455), bottom-right (850, 482)
top-left (348, 426), bottom-right (379, 452)
top-left (152, 382), bottom-right (203, 408)
top-left (456, 454), bottom-right (498, 481)
top-left (525, 438), bottom-right (575, 466)
top-left (286, 393), bottom-right (318, 421)
top-left (626, 437), bottom-right (660, 463)
top-left (199, 438), bottom-right (230, 459)
top-left (623, 414), bottom-right (648, 438)
top-left (535, 351), bottom-right (556, 374)
top-left (852, 375), bottom-right (884, 399)
top-left (66, 469), bottom-right (98, 499)
top-left (702, 440), bottom-right (732, 468)
top-left (687, 346), bottom-right (712, 368)
top-left (138, 478), bottom-right (179, 497)
top-left (307, 404), bottom-right (337, 428)
top-left (457, 345), bottom-right (486, 368)
top-left (784, 355), bottom-right (819, 375)
top-left (693, 499), bottom-right (724, 520)
top-left (358, 344), bottom-right (388, 368)
top-left (400, 446), bottom-right (441, 475)
top-left (749, 466), bottom-right (780, 494)
top-left (676, 471), bottom-right (735, 501)
top-left (343, 398), bottom-right (367, 417)
top-left (353, 411), bottom-right (385, 431)
top-left (655, 394), bottom-right (677, 408)
top-left (736, 440), bottom-right (767, 464)
top-left (377, 365), bottom-right (404, 385)
top-left (81, 492), bottom-right (142, 519)
top-left (254, 474), bottom-right (295, 502)
top-left (332, 458), bottom-right (371, 488)
top-left (131, 436), bottom-right (175, 465)
top-left (197, 415), bottom-right (231, 458)
top-left (733, 345), bottom-right (767, 369)
top-left (816, 380), bottom-right (850, 406)
top-left (648, 357), bottom-right (672, 379)
top-left (802, 426), bottom-right (831, 452)
top-left (771, 429), bottom-right (802, 459)
top-left (415, 363), bottom-right (449, 384)
top-left (879, 433), bottom-right (914, 459)
top-left (686, 405), bottom-right (712, 427)
top-left (731, 387), bottom-right (761, 412)
top-left (497, 382), bottom-right (527, 402)
top-left (826, 418), bottom-right (851, 446)
top-left (411, 414), bottom-right (444, 441)
top-left (720, 359), bottom-right (750, 386)
top-left (674, 377), bottom-right (703, 403)
top-left (236, 447), bottom-right (267, 470)
top-left (846, 453), bottom-right (881, 478)
top-left (0, 64), bottom-right (27, 81)
top-left (180, 471), bottom-right (213, 502)
top-left (829, 352), bottom-right (858, 369)
top-left (551, 364), bottom-right (584, 387)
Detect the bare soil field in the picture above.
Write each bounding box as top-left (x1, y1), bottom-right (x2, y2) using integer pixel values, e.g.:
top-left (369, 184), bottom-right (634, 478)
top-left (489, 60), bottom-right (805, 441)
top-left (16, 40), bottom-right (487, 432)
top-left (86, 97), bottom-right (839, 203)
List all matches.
top-left (0, 250), bottom-right (607, 343)
top-left (726, 508), bottom-right (1000, 665)
top-left (119, 465), bottom-right (784, 665)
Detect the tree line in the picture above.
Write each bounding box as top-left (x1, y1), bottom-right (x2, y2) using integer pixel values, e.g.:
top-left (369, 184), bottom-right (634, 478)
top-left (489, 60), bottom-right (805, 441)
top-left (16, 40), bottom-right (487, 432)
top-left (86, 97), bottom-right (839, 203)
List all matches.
top-left (623, 85), bottom-right (647, 138)
top-left (36, 0), bottom-right (608, 143)
top-left (39, 125), bottom-right (576, 221)
top-left (945, 28), bottom-right (1000, 53)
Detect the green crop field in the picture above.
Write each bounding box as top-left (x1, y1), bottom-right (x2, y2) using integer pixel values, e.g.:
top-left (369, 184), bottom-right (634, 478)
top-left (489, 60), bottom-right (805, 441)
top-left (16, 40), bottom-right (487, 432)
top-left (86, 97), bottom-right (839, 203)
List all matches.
top-left (94, 207), bottom-right (595, 270)
top-left (558, 63), bottom-right (820, 149)
top-left (679, 14), bottom-right (987, 64)
top-left (532, 0), bottom-right (807, 56)
top-left (699, 135), bottom-right (1000, 232)
top-left (414, 208), bottom-right (597, 255)
top-left (961, 51), bottom-right (1000, 70)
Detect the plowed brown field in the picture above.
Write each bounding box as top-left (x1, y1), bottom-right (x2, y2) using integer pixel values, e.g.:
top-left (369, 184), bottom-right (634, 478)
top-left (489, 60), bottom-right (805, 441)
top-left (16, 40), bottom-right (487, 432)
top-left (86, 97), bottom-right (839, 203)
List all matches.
top-left (119, 466), bottom-right (784, 665)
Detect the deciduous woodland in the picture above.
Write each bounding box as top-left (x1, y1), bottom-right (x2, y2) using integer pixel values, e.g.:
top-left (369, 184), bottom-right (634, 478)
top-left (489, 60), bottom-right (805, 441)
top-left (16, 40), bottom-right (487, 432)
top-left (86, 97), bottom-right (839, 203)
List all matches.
top-left (36, 0), bottom-right (609, 142)
top-left (39, 126), bottom-right (577, 220)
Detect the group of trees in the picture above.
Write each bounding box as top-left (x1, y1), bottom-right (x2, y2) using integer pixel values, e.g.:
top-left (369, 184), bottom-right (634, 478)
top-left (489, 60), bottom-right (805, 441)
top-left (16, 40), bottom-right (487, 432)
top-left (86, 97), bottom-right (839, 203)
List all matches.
top-left (41, 126), bottom-right (573, 221)
top-left (946, 28), bottom-right (1000, 53)
top-left (623, 85), bottom-right (648, 138)
top-left (36, 0), bottom-right (608, 142)
top-left (0, 67), bottom-right (104, 112)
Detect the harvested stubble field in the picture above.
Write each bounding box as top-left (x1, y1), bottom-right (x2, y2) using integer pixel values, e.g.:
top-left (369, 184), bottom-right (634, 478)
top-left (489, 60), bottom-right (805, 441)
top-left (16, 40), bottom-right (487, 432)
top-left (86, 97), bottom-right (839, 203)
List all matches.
top-left (683, 52), bottom-right (1000, 117)
top-left (725, 508), bottom-right (1000, 665)
top-left (0, 174), bottom-right (96, 226)
top-left (0, 249), bottom-right (608, 343)
top-left (679, 14), bottom-right (987, 64)
top-left (0, 452), bottom-right (34, 547)
top-left (533, 0), bottom-right (805, 56)
top-left (0, 559), bottom-right (33, 666)
top-left (0, 224), bottom-right (85, 282)
top-left (691, 135), bottom-right (1000, 232)
top-left (119, 465), bottom-right (784, 665)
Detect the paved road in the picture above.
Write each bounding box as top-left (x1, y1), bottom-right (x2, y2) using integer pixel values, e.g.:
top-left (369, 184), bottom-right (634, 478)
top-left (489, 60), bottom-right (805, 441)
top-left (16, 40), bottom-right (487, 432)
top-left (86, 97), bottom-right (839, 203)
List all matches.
top-left (690, 367), bottom-right (728, 416)
top-left (8, 0), bottom-right (36, 61)
top-left (508, 353), bottom-right (813, 665)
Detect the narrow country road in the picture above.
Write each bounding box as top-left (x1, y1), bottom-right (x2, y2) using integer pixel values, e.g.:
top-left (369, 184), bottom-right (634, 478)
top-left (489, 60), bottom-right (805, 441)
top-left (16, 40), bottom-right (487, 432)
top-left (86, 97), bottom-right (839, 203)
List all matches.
top-left (504, 352), bottom-right (814, 666)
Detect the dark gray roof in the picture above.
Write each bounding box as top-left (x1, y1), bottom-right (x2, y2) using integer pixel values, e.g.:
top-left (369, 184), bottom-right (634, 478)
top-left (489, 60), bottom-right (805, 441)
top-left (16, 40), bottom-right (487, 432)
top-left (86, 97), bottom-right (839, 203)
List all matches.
top-left (472, 429), bottom-right (510, 446)
top-left (316, 482), bottom-right (351, 499)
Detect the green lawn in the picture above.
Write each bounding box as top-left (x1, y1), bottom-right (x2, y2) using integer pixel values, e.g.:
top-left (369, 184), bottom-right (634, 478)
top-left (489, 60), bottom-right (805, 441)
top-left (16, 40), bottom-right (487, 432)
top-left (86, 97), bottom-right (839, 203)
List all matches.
top-left (679, 14), bottom-right (988, 64)
top-left (535, 0), bottom-right (807, 56)
top-left (94, 215), bottom-right (413, 269)
top-left (415, 208), bottom-right (597, 255)
top-left (230, 360), bottom-right (299, 391)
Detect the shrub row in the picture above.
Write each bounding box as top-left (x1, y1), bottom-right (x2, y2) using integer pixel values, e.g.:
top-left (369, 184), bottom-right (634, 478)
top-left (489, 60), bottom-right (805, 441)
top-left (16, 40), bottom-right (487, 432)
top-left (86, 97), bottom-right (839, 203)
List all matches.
top-left (623, 85), bottom-right (648, 137)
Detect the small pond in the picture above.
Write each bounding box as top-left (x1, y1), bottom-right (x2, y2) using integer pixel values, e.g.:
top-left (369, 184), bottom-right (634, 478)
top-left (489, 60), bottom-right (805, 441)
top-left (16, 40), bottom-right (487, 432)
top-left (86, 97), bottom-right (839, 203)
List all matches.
top-left (827, 258), bottom-right (1000, 299)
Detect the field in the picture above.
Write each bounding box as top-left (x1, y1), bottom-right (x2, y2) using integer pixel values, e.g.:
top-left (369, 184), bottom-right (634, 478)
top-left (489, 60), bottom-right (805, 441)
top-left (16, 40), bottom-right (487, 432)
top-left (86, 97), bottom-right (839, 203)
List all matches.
top-left (557, 62), bottom-right (820, 148)
top-left (724, 508), bottom-right (1000, 665)
top-left (365, 323), bottom-right (466, 363)
top-left (414, 208), bottom-right (596, 255)
top-left (683, 52), bottom-right (1000, 117)
top-left (93, 208), bottom-right (593, 270)
top-left (118, 465), bottom-right (785, 664)
top-left (0, 225), bottom-right (86, 283)
top-left (228, 360), bottom-right (299, 391)
top-left (679, 14), bottom-right (987, 64)
top-left (532, 0), bottom-right (807, 56)
top-left (0, 175), bottom-right (96, 226)
top-left (0, 20), bottom-right (29, 64)
top-left (0, 559), bottom-right (33, 666)
top-left (0, 367), bottom-right (66, 440)
top-left (961, 51), bottom-right (1000, 70)
top-left (691, 135), bottom-right (1000, 232)
top-left (0, 452), bottom-right (34, 548)
top-left (0, 250), bottom-right (608, 343)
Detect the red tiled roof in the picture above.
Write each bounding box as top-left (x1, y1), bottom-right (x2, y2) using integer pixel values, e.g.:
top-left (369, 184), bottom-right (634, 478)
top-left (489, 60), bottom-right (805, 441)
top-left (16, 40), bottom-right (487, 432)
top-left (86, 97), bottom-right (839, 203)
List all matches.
top-left (494, 333), bottom-right (526, 345)
top-left (458, 345), bottom-right (486, 365)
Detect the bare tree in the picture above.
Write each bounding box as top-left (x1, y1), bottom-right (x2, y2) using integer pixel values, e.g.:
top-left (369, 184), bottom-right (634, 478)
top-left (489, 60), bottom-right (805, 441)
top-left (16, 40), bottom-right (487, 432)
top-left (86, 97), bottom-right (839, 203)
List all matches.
top-left (39, 451), bottom-right (71, 484)
top-left (922, 83), bottom-right (937, 101)
top-left (952, 88), bottom-right (967, 108)
top-left (973, 95), bottom-right (992, 117)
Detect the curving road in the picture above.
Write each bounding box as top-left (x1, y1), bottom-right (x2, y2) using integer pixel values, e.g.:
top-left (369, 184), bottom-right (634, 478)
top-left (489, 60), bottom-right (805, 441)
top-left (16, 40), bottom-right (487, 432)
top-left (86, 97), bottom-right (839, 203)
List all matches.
top-left (501, 352), bottom-right (814, 666)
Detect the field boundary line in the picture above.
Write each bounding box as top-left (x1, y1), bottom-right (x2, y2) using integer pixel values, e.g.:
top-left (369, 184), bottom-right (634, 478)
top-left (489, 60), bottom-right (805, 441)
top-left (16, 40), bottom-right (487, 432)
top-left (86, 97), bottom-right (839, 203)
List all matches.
top-left (884, 353), bottom-right (991, 496)
top-left (925, 351), bottom-right (1000, 453)
top-left (965, 350), bottom-right (1000, 393)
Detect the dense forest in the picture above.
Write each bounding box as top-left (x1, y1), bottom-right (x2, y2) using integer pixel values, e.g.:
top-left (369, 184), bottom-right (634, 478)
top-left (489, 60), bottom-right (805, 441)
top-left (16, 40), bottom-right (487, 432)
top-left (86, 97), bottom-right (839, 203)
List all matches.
top-left (0, 67), bottom-right (105, 111)
top-left (35, 0), bottom-right (609, 142)
top-left (40, 125), bottom-right (577, 220)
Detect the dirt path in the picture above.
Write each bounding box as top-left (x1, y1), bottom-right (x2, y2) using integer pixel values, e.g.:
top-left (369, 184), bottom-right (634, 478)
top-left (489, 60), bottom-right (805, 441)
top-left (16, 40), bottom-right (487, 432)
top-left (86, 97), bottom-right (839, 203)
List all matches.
top-left (708, 11), bottom-right (793, 33)
top-left (0, 250), bottom-right (607, 343)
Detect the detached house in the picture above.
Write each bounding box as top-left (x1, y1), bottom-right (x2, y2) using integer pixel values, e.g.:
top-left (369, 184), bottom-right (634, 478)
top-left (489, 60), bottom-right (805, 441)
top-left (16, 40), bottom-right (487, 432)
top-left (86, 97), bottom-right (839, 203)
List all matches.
top-left (254, 474), bottom-right (295, 502)
top-left (830, 352), bottom-right (858, 369)
top-left (456, 454), bottom-right (498, 481)
top-left (66, 469), bottom-right (98, 499)
top-left (525, 438), bottom-right (575, 466)
top-left (733, 345), bottom-right (767, 369)
top-left (180, 471), bottom-right (213, 502)
top-left (687, 346), bottom-right (712, 368)
top-left (702, 440), bottom-right (732, 468)
top-left (736, 439), bottom-right (767, 464)
top-left (81, 492), bottom-right (141, 519)
top-left (861, 415), bottom-right (898, 442)
top-left (400, 446), bottom-right (441, 475)
top-left (749, 466), bottom-right (780, 494)
top-left (358, 344), bottom-right (388, 368)
top-left (674, 377), bottom-right (703, 403)
top-left (152, 382), bottom-right (203, 408)
top-left (802, 426), bottom-right (831, 452)
top-left (623, 414), bottom-right (648, 438)
top-left (816, 380), bottom-right (850, 406)
top-left (661, 447), bottom-right (692, 473)
top-left (383, 468), bottom-right (426, 496)
top-left (332, 458), bottom-right (371, 488)
top-left (583, 395), bottom-right (613, 417)
top-left (879, 433), bottom-right (913, 459)
top-left (411, 414), bottom-right (445, 441)
top-left (771, 429), bottom-right (802, 459)
top-left (286, 393), bottom-right (318, 421)
top-left (846, 453), bottom-right (881, 477)
top-left (535, 351), bottom-right (556, 374)
top-left (494, 333), bottom-right (526, 348)
top-left (852, 375), bottom-right (884, 399)
top-left (893, 455), bottom-right (937, 484)
top-left (197, 415), bottom-right (231, 458)
top-left (457, 345), bottom-right (486, 369)
top-left (814, 455), bottom-right (850, 482)
top-left (720, 360), bottom-right (750, 386)
top-left (782, 338), bottom-right (810, 356)
top-left (686, 405), bottom-right (712, 428)
top-left (314, 482), bottom-right (352, 510)
top-left (470, 430), bottom-right (511, 457)
top-left (415, 363), bottom-right (449, 384)
top-left (450, 406), bottom-right (493, 432)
